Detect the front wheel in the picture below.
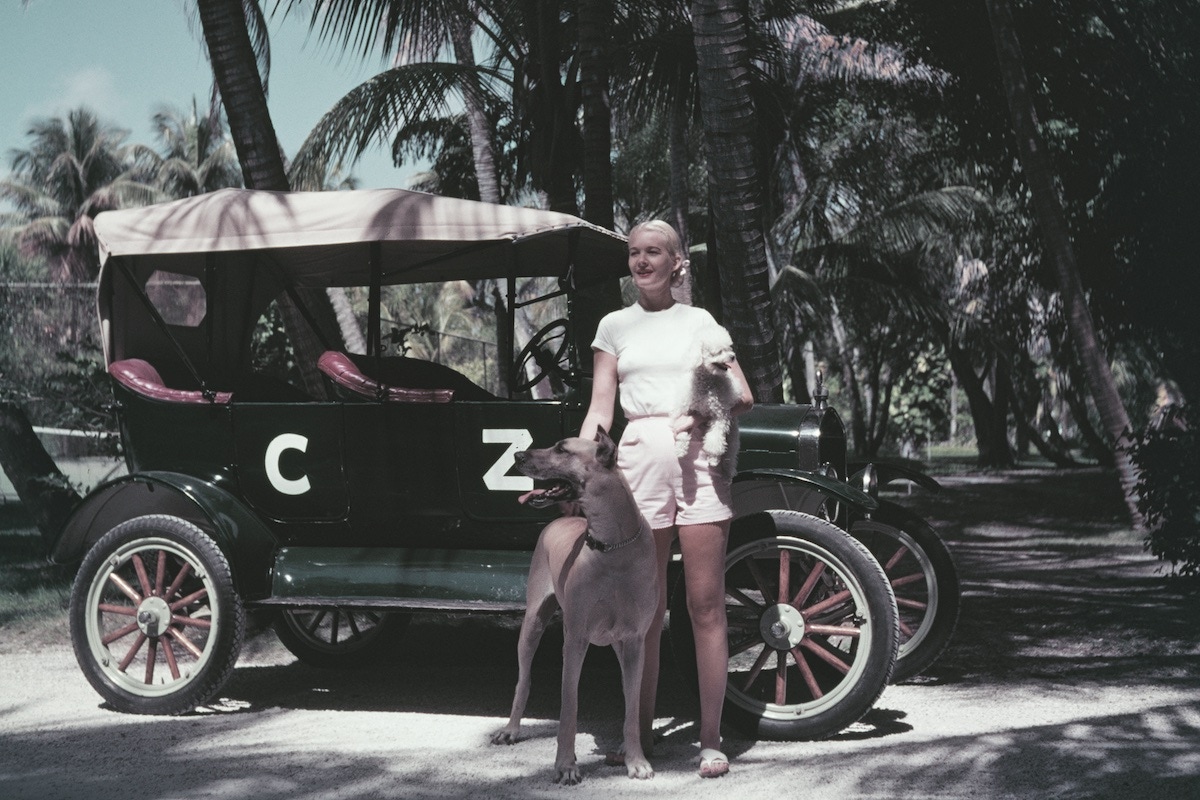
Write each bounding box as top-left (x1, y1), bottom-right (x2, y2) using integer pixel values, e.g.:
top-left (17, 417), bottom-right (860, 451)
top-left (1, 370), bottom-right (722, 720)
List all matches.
top-left (274, 609), bottom-right (408, 668)
top-left (69, 515), bottom-right (244, 715)
top-left (670, 511), bottom-right (898, 741)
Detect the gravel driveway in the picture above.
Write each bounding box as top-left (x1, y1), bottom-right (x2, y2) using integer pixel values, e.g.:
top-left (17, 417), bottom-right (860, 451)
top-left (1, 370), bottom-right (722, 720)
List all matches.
top-left (3, 469), bottom-right (1198, 799)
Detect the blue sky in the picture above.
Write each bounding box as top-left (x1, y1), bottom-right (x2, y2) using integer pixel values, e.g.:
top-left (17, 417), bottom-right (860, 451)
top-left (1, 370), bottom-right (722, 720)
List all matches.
top-left (1, 0), bottom-right (422, 189)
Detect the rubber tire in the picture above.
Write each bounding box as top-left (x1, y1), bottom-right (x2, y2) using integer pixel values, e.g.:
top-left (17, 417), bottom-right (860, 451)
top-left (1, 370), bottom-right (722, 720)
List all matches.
top-left (670, 511), bottom-right (898, 741)
top-left (851, 501), bottom-right (960, 682)
top-left (274, 609), bottom-right (409, 668)
top-left (69, 515), bottom-right (244, 715)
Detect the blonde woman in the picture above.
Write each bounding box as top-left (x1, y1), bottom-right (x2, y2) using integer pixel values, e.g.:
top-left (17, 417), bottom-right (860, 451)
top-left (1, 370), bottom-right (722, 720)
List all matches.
top-left (579, 220), bottom-right (753, 778)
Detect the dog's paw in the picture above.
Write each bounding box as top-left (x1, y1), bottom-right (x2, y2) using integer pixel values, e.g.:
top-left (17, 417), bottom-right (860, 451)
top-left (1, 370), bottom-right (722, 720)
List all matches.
top-left (626, 757), bottom-right (654, 780)
top-left (554, 764), bottom-right (583, 785)
top-left (490, 726), bottom-right (521, 745)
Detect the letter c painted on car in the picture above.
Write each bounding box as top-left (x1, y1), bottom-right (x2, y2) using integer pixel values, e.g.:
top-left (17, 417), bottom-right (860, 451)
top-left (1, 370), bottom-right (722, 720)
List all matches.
top-left (265, 433), bottom-right (311, 496)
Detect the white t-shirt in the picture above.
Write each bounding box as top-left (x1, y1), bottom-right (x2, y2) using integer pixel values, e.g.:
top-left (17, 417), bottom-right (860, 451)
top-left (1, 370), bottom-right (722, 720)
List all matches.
top-left (592, 302), bottom-right (719, 418)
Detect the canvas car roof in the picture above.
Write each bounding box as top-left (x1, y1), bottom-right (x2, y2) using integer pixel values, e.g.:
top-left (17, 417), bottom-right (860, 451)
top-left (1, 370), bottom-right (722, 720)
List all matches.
top-left (94, 187), bottom-right (629, 287)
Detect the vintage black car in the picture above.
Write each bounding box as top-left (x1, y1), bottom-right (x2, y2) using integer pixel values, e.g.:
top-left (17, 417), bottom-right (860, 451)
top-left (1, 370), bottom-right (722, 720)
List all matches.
top-left (52, 188), bottom-right (957, 740)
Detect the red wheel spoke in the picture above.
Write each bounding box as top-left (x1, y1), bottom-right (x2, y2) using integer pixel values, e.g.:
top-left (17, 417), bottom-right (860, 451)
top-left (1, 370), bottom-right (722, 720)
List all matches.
top-left (725, 583), bottom-right (763, 610)
top-left (169, 587), bottom-right (208, 611)
top-left (890, 572), bottom-right (925, 589)
top-left (801, 638), bottom-right (851, 674)
top-left (801, 588), bottom-right (852, 618)
top-left (330, 613), bottom-right (341, 645)
top-left (166, 627), bottom-right (204, 659)
top-left (896, 597), bottom-right (928, 611)
top-left (108, 572), bottom-right (143, 604)
top-left (790, 561), bottom-right (826, 608)
top-left (883, 545), bottom-right (909, 573)
top-left (118, 632), bottom-right (147, 672)
top-left (775, 650), bottom-right (788, 705)
top-left (791, 647), bottom-right (823, 699)
top-left (741, 646), bottom-right (774, 692)
top-left (347, 613), bottom-right (363, 641)
top-left (131, 554), bottom-right (153, 597)
top-left (154, 550), bottom-right (167, 596)
top-left (101, 621), bottom-right (141, 645)
top-left (98, 603), bottom-right (137, 616)
top-left (164, 562), bottom-right (192, 602)
top-left (162, 637), bottom-right (181, 680)
top-left (899, 619), bottom-right (914, 638)
top-left (806, 623), bottom-right (861, 638)
top-left (744, 557), bottom-right (772, 600)
top-left (778, 551), bottom-right (791, 605)
top-left (172, 615), bottom-right (211, 629)
top-left (145, 639), bottom-right (157, 684)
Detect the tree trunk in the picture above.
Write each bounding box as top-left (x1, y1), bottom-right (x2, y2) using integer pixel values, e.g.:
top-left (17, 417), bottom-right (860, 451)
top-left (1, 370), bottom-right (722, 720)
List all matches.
top-left (579, 0), bottom-right (615, 230)
top-left (691, 0), bottom-right (783, 402)
top-left (948, 344), bottom-right (1012, 468)
top-left (984, 0), bottom-right (1141, 523)
top-left (448, 13), bottom-right (501, 205)
top-left (197, 0), bottom-right (344, 397)
top-left (0, 403), bottom-right (82, 548)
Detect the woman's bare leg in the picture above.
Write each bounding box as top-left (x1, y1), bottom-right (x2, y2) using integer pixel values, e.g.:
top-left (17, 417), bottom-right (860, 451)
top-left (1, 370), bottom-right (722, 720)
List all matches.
top-left (677, 520), bottom-right (731, 752)
top-left (638, 524), bottom-right (677, 746)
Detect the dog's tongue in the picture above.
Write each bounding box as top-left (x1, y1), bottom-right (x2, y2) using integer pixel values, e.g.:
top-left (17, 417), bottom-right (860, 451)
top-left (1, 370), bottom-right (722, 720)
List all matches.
top-left (518, 488), bottom-right (548, 505)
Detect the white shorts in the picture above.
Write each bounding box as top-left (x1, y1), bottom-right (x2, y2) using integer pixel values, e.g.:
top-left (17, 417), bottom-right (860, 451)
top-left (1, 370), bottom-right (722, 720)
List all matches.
top-left (617, 416), bottom-right (734, 530)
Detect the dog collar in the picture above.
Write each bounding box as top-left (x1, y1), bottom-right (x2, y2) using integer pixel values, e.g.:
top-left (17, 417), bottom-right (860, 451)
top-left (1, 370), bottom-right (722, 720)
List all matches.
top-left (584, 529), bottom-right (641, 553)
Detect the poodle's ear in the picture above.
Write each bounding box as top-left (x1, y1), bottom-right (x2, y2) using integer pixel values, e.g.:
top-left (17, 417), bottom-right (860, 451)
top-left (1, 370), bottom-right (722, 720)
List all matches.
top-left (594, 427), bottom-right (617, 468)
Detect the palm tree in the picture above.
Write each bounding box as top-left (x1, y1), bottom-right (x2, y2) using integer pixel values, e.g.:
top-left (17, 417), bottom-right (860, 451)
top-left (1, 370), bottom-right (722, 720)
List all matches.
top-left (983, 0), bottom-right (1141, 524)
top-left (145, 98), bottom-right (243, 198)
top-left (0, 108), bottom-right (157, 281)
top-left (690, 0), bottom-right (783, 402)
top-left (195, 0), bottom-right (350, 398)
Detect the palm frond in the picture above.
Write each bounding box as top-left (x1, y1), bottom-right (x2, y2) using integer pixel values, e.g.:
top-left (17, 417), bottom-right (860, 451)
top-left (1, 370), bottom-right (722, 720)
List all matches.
top-left (289, 61), bottom-right (508, 188)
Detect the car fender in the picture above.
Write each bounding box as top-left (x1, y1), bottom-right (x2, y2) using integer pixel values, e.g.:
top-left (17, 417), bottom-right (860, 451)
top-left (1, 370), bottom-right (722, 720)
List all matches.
top-left (847, 461), bottom-right (941, 493)
top-left (51, 471), bottom-right (278, 600)
top-left (732, 467), bottom-right (878, 519)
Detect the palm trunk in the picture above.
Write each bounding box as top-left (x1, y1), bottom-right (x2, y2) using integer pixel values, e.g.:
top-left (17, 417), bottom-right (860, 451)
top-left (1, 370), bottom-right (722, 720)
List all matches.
top-left (579, 0), bottom-right (615, 229)
top-left (197, 0), bottom-right (287, 191)
top-left (198, 0), bottom-right (344, 397)
top-left (984, 0), bottom-right (1141, 524)
top-left (0, 403), bottom-right (81, 548)
top-left (691, 0), bottom-right (783, 402)
top-left (448, 14), bottom-right (501, 205)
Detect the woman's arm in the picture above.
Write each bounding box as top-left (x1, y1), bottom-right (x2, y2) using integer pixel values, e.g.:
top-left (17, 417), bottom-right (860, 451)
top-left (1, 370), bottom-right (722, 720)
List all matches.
top-left (578, 349), bottom-right (618, 440)
top-left (729, 358), bottom-right (754, 416)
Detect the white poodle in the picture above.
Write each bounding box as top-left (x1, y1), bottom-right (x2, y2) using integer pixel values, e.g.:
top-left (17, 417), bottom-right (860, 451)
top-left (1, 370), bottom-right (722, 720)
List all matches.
top-left (672, 324), bottom-right (743, 476)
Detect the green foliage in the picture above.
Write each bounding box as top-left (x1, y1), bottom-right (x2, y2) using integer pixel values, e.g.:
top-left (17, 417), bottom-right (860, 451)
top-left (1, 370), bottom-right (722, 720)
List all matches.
top-left (1133, 406), bottom-right (1200, 576)
top-left (889, 344), bottom-right (952, 455)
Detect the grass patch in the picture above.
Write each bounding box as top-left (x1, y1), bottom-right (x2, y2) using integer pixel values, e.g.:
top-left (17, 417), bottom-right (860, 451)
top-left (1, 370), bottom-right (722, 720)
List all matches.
top-left (0, 504), bottom-right (73, 648)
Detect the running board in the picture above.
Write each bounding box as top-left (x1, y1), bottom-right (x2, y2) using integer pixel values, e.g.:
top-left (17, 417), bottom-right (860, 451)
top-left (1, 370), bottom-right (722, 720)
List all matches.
top-left (266, 546), bottom-right (532, 608)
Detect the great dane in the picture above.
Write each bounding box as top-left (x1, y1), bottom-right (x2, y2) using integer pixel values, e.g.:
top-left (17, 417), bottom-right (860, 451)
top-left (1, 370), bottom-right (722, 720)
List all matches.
top-left (491, 429), bottom-right (657, 784)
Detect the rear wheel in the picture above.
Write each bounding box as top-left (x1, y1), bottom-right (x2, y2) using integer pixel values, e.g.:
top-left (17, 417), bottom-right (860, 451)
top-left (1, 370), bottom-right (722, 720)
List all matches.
top-left (670, 511), bottom-right (898, 740)
top-left (69, 515), bottom-right (244, 715)
top-left (275, 609), bottom-right (408, 668)
top-left (851, 501), bottom-right (959, 682)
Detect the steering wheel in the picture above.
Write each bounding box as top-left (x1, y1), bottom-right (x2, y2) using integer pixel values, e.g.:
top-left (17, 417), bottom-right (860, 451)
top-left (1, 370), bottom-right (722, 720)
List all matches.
top-left (512, 318), bottom-right (570, 394)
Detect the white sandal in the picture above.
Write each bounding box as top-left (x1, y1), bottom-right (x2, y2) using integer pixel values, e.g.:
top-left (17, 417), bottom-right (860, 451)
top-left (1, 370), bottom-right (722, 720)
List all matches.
top-left (698, 748), bottom-right (729, 778)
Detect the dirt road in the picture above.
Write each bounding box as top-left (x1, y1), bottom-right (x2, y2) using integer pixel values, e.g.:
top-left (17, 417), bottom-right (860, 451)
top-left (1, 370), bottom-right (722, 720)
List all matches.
top-left (2, 468), bottom-right (1198, 799)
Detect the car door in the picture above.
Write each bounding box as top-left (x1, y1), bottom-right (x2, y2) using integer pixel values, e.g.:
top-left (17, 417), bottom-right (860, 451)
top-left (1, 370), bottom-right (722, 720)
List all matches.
top-left (454, 400), bottom-right (568, 525)
top-left (231, 402), bottom-right (348, 522)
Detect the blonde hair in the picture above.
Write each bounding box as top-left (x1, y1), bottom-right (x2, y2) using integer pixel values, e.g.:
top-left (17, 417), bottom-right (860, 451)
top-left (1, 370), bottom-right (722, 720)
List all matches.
top-left (629, 220), bottom-right (689, 285)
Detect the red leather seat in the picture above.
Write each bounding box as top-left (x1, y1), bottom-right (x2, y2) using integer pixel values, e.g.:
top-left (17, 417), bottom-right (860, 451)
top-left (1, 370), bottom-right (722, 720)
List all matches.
top-left (317, 351), bottom-right (454, 403)
top-left (108, 359), bottom-right (232, 404)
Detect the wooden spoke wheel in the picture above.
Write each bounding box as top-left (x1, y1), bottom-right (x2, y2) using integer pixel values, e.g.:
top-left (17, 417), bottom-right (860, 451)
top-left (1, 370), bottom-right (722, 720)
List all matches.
top-left (670, 511), bottom-right (898, 740)
top-left (69, 515), bottom-right (244, 715)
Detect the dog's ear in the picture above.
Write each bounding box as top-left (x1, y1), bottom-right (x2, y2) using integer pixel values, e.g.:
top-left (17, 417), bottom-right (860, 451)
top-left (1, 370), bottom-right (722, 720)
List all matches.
top-left (594, 427), bottom-right (617, 468)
